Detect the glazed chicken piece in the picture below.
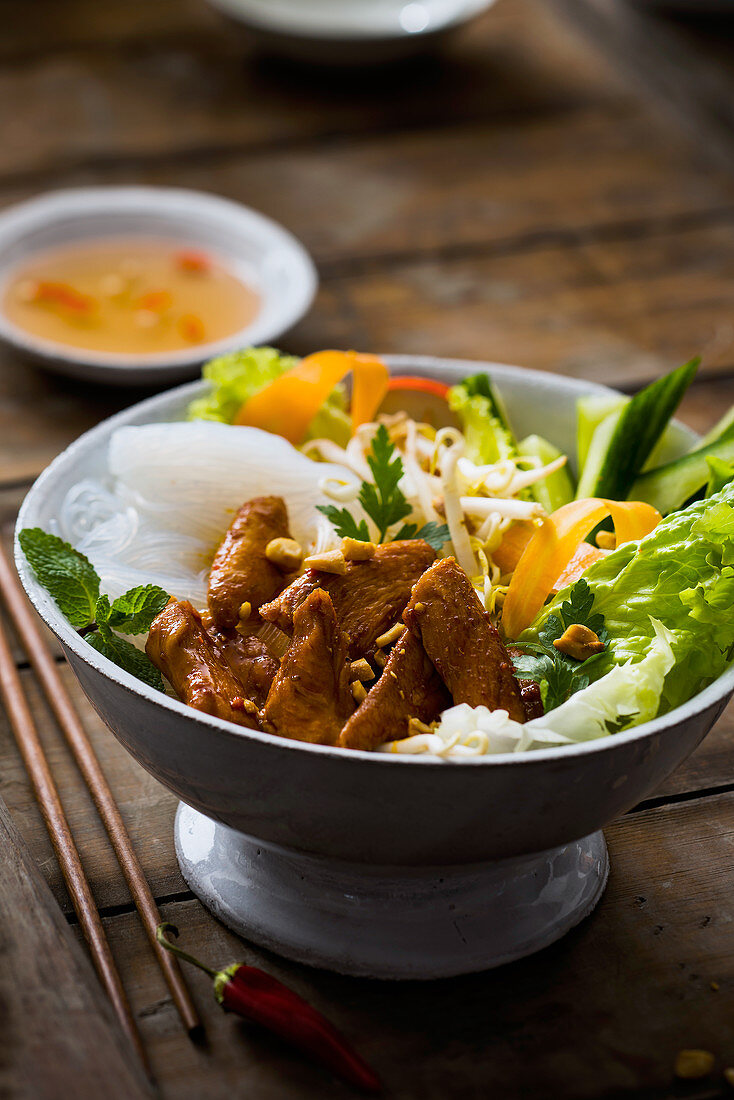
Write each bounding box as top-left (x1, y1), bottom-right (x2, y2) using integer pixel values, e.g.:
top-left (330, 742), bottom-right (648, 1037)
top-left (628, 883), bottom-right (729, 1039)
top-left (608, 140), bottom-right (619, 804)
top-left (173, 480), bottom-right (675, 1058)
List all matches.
top-left (146, 600), bottom-right (259, 727)
top-left (339, 628), bottom-right (451, 751)
top-left (260, 539), bottom-right (436, 660)
top-left (208, 496), bottom-right (295, 630)
top-left (205, 622), bottom-right (279, 710)
top-left (404, 557), bottom-right (526, 722)
top-left (261, 589), bottom-right (354, 745)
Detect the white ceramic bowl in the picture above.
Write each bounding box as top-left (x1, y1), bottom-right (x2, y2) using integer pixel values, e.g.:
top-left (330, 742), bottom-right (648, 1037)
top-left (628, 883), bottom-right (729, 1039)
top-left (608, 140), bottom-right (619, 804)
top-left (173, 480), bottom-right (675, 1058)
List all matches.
top-left (0, 187), bottom-right (317, 385)
top-left (15, 357), bottom-right (734, 976)
top-left (206, 0), bottom-right (499, 64)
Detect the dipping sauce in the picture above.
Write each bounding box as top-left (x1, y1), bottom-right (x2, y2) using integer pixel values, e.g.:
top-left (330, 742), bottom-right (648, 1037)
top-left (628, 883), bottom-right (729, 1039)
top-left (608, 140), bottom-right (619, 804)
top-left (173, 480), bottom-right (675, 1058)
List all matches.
top-left (2, 239), bottom-right (260, 355)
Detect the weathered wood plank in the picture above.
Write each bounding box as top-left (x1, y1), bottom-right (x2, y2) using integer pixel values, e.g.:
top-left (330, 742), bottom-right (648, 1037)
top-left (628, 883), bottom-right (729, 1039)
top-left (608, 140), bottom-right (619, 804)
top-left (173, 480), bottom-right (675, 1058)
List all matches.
top-left (552, 0), bottom-right (734, 170)
top-left (292, 222), bottom-right (734, 386)
top-left (0, 795), bottom-right (152, 1100)
top-left (88, 791), bottom-right (734, 1100)
top-left (0, 1), bottom-right (619, 185)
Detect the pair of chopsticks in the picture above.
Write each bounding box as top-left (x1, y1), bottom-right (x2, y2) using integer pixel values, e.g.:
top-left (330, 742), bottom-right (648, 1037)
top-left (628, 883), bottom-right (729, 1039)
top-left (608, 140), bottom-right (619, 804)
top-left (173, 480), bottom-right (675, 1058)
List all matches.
top-left (0, 543), bottom-right (200, 1075)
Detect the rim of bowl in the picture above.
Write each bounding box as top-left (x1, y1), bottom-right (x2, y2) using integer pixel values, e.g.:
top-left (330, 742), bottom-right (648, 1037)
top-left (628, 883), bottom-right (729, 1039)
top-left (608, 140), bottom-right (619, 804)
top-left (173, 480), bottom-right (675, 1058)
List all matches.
top-left (15, 354), bottom-right (734, 770)
top-left (0, 186), bottom-right (317, 374)
top-left (205, 0), bottom-right (496, 40)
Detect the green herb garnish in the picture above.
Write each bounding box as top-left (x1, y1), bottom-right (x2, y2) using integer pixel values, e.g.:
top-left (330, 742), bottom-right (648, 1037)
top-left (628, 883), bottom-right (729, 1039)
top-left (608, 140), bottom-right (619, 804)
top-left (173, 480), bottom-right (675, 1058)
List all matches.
top-left (318, 424), bottom-right (449, 551)
top-left (512, 578), bottom-right (607, 711)
top-left (19, 528), bottom-right (168, 691)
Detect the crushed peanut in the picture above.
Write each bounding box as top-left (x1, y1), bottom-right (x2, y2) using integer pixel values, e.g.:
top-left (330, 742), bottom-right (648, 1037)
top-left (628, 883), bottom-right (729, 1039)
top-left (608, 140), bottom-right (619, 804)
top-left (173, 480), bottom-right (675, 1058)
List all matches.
top-left (350, 658), bottom-right (373, 682)
top-left (711, 981), bottom-right (720, 992)
top-left (351, 680), bottom-right (368, 704)
top-left (413, 602), bottom-right (426, 613)
top-left (303, 549), bottom-right (347, 575)
top-left (238, 602), bottom-right (252, 621)
top-left (342, 537), bottom-right (376, 561)
top-left (265, 536), bottom-right (303, 572)
top-left (375, 623), bottom-right (404, 648)
top-left (553, 623), bottom-right (605, 661)
top-left (674, 1050), bottom-right (715, 1080)
top-left (596, 530), bottom-right (616, 551)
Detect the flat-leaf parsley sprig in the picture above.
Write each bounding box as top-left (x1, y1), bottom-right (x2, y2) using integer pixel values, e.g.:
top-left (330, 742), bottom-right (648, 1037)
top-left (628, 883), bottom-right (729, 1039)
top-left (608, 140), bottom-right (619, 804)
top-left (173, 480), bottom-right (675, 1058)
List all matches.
top-left (511, 579), bottom-right (608, 712)
top-left (19, 528), bottom-right (169, 690)
top-left (317, 424), bottom-right (449, 552)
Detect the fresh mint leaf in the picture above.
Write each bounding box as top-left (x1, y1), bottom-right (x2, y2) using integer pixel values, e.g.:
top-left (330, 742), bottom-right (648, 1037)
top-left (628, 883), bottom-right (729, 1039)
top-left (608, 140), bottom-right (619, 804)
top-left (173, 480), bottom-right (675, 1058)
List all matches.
top-left (19, 527), bottom-right (100, 630)
top-left (360, 424), bottom-right (412, 541)
top-left (394, 521), bottom-right (450, 552)
top-left (88, 622), bottom-right (165, 692)
top-left (315, 505), bottom-right (370, 542)
top-left (95, 593), bottom-right (111, 624)
top-left (107, 584), bottom-right (170, 634)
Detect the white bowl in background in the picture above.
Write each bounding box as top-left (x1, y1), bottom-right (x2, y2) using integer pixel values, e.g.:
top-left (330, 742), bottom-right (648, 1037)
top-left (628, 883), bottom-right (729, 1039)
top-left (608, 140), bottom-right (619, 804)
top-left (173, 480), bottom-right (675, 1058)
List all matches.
top-left (0, 187), bottom-right (317, 386)
top-left (206, 0), bottom-right (499, 64)
top-left (16, 357), bottom-right (733, 978)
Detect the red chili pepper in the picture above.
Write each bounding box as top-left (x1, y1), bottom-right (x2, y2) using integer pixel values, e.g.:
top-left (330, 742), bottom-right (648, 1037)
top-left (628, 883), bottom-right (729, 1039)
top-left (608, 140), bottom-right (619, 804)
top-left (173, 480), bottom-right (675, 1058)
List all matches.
top-left (156, 924), bottom-right (382, 1094)
top-left (175, 249), bottom-right (212, 273)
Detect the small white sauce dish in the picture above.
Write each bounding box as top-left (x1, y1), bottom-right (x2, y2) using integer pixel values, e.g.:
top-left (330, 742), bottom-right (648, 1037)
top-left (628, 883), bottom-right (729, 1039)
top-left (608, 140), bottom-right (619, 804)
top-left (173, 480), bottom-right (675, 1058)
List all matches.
top-left (0, 186), bottom-right (317, 386)
top-left (205, 0), bottom-right (499, 64)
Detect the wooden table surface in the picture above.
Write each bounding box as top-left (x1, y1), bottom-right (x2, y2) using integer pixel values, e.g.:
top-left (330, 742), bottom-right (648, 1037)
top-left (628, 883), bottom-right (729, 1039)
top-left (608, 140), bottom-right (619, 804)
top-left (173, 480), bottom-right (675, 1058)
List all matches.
top-left (2, 1), bottom-right (734, 1096)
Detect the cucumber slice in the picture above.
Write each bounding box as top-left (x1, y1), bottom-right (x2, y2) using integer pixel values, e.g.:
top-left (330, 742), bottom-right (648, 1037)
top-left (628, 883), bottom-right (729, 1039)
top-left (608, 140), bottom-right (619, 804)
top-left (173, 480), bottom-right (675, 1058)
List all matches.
top-left (576, 393), bottom-right (627, 471)
top-left (518, 434), bottom-right (575, 512)
top-left (631, 434), bottom-right (734, 514)
top-left (695, 405), bottom-right (734, 450)
top-left (574, 358), bottom-right (699, 501)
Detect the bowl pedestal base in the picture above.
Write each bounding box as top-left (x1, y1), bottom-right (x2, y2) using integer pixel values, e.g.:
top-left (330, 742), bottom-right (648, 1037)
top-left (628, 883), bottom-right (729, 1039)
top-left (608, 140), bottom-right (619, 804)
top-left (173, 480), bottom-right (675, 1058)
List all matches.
top-left (175, 802), bottom-right (609, 979)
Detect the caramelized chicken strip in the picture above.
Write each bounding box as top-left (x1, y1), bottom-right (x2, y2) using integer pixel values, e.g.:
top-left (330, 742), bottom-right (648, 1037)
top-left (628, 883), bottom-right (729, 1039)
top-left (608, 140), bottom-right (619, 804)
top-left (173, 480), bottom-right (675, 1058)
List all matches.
top-left (339, 629), bottom-right (450, 751)
top-left (261, 589), bottom-right (354, 745)
top-left (205, 622), bottom-right (279, 710)
top-left (260, 539), bottom-right (436, 659)
top-left (506, 646), bottom-right (546, 721)
top-left (520, 680), bottom-right (544, 721)
top-left (146, 600), bottom-right (258, 727)
top-left (208, 496), bottom-right (294, 629)
top-left (404, 557), bottom-right (526, 722)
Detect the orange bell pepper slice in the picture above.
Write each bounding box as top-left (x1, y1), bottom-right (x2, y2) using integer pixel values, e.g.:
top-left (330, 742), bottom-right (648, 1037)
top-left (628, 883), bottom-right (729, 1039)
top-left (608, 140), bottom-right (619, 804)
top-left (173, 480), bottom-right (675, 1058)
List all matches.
top-left (235, 349), bottom-right (389, 444)
top-left (501, 498), bottom-right (662, 640)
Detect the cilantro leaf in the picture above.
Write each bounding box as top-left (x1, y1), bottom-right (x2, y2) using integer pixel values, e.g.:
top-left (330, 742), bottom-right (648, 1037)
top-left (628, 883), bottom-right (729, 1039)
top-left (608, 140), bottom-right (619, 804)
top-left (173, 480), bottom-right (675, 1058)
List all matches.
top-left (87, 623), bottom-right (165, 692)
top-left (394, 521), bottom-right (450, 552)
top-left (512, 579), bottom-right (609, 713)
top-left (19, 528), bottom-right (100, 630)
top-left (315, 505), bottom-right (370, 542)
top-left (107, 585), bottom-right (170, 634)
top-left (359, 424), bottom-right (412, 541)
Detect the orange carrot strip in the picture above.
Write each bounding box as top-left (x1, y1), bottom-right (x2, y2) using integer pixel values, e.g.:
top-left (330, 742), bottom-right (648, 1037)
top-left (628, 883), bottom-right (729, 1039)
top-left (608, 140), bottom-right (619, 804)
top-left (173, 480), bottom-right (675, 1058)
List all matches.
top-left (552, 543), bottom-right (605, 593)
top-left (235, 349), bottom-right (389, 444)
top-left (501, 498), bottom-right (662, 640)
top-left (138, 289), bottom-right (173, 312)
top-left (34, 281), bottom-right (96, 313)
top-left (179, 314), bottom-right (206, 343)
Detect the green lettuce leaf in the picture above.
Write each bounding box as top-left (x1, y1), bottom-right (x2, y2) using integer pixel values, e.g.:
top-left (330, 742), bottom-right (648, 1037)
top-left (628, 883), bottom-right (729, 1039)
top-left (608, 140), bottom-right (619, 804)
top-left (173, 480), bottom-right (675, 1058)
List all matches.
top-left (521, 480), bottom-right (734, 714)
top-left (447, 373), bottom-right (517, 465)
top-left (186, 346), bottom-right (351, 446)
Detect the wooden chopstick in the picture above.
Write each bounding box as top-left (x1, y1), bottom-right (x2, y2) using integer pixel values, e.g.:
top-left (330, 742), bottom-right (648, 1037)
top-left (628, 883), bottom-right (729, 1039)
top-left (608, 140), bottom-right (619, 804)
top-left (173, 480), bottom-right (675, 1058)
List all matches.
top-left (0, 610), bottom-right (150, 1077)
top-left (0, 544), bottom-right (201, 1036)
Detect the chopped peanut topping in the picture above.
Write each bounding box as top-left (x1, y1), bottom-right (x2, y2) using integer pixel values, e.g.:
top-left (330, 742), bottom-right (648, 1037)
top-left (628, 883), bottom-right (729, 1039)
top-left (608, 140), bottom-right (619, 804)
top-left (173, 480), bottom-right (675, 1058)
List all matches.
top-left (238, 601), bottom-right (252, 621)
top-left (351, 680), bottom-right (368, 704)
top-left (375, 623), bottom-right (403, 648)
top-left (553, 623), bottom-right (604, 661)
top-left (674, 1050), bottom-right (715, 1080)
top-left (303, 548), bottom-right (347, 575)
top-left (265, 536), bottom-right (303, 573)
top-left (342, 537), bottom-right (376, 561)
top-left (596, 530), bottom-right (616, 551)
top-left (350, 658), bottom-right (373, 682)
